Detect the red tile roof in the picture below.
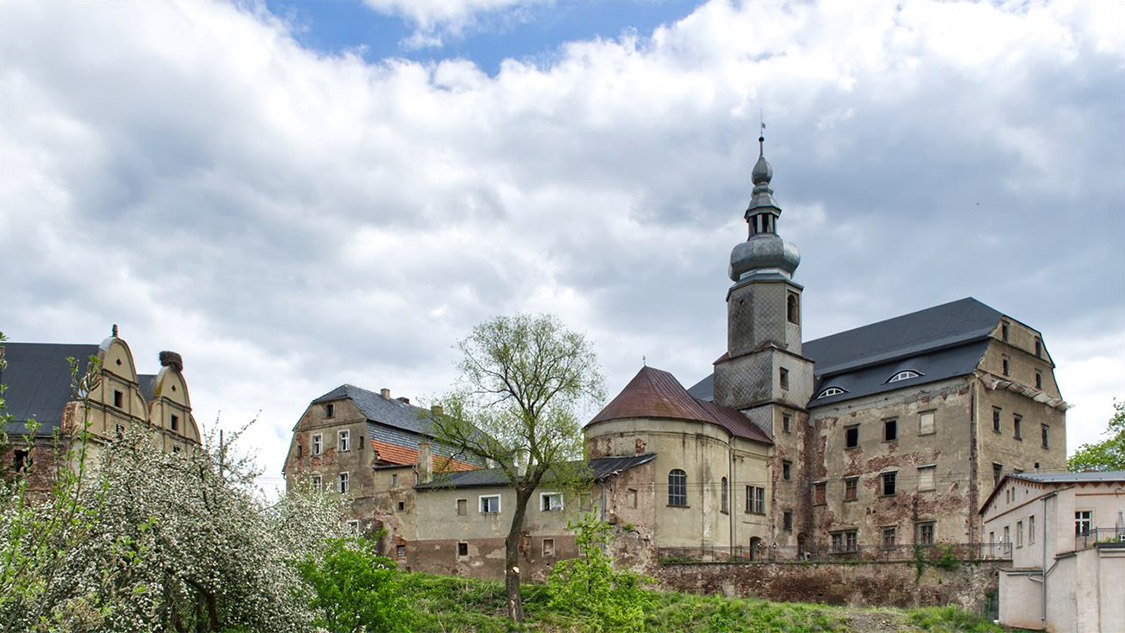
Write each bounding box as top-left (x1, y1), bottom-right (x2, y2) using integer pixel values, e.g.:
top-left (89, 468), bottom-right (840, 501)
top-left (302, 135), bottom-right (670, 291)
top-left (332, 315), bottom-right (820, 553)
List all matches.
top-left (370, 440), bottom-right (478, 472)
top-left (586, 366), bottom-right (772, 445)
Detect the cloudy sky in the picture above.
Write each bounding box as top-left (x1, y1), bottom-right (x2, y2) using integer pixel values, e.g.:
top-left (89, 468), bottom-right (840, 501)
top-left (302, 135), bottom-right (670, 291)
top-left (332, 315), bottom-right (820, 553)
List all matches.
top-left (2, 0), bottom-right (1122, 492)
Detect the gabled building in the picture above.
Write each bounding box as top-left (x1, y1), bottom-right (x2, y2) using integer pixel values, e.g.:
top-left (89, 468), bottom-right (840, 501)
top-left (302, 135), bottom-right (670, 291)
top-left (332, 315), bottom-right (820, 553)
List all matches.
top-left (981, 471), bottom-right (1125, 632)
top-left (282, 383), bottom-right (482, 550)
top-left (0, 327), bottom-right (201, 490)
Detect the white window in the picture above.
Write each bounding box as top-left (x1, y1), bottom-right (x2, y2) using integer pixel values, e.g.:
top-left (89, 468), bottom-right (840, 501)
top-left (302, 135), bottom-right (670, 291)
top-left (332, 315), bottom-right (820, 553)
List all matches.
top-left (542, 538), bottom-right (555, 557)
top-left (888, 370), bottom-right (922, 383)
top-left (817, 386), bottom-right (846, 399)
top-left (919, 411), bottom-right (935, 435)
top-left (311, 474), bottom-right (322, 492)
top-left (1029, 515), bottom-right (1036, 544)
top-left (338, 472), bottom-right (349, 494)
top-left (479, 494), bottom-right (501, 514)
top-left (1075, 510), bottom-right (1092, 536)
top-left (917, 465), bottom-right (935, 492)
top-left (312, 434), bottom-right (323, 455)
top-left (540, 492), bottom-right (563, 512)
top-left (1016, 521), bottom-right (1024, 548)
top-left (338, 429), bottom-right (350, 452)
top-left (345, 519), bottom-right (359, 533)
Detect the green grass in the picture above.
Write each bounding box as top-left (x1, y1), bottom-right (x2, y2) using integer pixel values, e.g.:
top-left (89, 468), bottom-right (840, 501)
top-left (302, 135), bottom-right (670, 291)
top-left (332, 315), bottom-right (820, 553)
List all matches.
top-left (398, 572), bottom-right (1009, 633)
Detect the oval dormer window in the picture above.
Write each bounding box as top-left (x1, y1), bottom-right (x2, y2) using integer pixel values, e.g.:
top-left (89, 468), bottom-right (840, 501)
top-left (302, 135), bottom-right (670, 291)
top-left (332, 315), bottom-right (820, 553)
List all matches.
top-left (817, 386), bottom-right (846, 399)
top-left (887, 370), bottom-right (922, 383)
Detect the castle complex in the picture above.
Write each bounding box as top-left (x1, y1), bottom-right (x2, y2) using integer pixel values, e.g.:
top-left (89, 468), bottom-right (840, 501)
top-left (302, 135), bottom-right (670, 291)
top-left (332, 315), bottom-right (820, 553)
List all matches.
top-left (282, 137), bottom-right (1068, 579)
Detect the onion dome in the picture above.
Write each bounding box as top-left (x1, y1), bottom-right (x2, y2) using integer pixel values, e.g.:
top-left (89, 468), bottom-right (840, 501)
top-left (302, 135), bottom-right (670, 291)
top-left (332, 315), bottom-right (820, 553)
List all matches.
top-left (728, 135), bottom-right (801, 281)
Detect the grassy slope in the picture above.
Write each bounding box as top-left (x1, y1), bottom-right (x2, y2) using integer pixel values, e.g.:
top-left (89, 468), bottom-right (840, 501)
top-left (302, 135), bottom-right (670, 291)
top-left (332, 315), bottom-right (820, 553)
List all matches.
top-left (401, 573), bottom-right (1009, 633)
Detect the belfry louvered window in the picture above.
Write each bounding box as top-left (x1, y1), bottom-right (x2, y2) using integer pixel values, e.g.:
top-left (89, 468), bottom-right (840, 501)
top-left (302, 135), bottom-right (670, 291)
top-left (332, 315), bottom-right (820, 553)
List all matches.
top-left (668, 469), bottom-right (687, 507)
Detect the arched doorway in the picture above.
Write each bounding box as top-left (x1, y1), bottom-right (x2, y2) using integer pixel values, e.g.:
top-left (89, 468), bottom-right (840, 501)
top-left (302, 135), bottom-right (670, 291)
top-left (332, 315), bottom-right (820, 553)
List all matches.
top-left (749, 537), bottom-right (763, 561)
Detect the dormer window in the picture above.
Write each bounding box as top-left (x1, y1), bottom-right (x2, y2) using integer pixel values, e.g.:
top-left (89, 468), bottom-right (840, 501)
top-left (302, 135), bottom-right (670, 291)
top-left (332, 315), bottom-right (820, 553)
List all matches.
top-left (887, 370), bottom-right (922, 383)
top-left (817, 386), bottom-right (846, 399)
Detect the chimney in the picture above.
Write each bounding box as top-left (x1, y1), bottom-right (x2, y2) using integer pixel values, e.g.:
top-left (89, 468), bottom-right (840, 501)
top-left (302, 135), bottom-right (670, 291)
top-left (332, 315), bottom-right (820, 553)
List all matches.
top-left (380, 388), bottom-right (391, 399)
top-left (397, 396), bottom-right (410, 405)
top-left (159, 351), bottom-right (184, 372)
top-left (431, 404), bottom-right (443, 415)
top-left (418, 442), bottom-right (433, 484)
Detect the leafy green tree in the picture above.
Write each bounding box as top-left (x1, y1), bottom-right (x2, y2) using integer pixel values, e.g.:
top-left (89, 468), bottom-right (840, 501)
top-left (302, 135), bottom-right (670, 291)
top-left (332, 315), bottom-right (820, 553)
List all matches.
top-left (1068, 399), bottom-right (1125, 471)
top-left (547, 513), bottom-right (647, 633)
top-left (432, 314), bottom-right (605, 623)
top-left (298, 537), bottom-right (411, 633)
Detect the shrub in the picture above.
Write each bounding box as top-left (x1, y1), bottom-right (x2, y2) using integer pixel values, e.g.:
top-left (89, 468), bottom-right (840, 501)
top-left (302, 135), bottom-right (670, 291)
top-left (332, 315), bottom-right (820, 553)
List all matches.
top-left (298, 537), bottom-right (411, 633)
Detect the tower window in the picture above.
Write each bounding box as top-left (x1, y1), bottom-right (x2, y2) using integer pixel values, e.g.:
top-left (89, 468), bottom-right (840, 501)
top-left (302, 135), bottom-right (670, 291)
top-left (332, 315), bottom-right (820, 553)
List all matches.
top-left (1002, 357), bottom-right (1010, 376)
top-left (844, 477), bottom-right (858, 501)
top-left (845, 425), bottom-right (859, 449)
top-left (1002, 323), bottom-right (1010, 342)
top-left (170, 414), bottom-right (179, 432)
top-left (782, 414), bottom-right (791, 433)
top-left (783, 511), bottom-right (793, 532)
top-left (668, 469), bottom-right (687, 507)
top-left (1041, 424), bottom-right (1049, 449)
top-left (919, 411), bottom-right (935, 435)
top-left (779, 368), bottom-right (789, 390)
top-left (720, 477), bottom-right (729, 513)
top-left (782, 460), bottom-right (792, 480)
top-left (881, 471), bottom-right (897, 496)
top-left (1035, 338), bottom-right (1042, 357)
top-left (325, 403), bottom-right (334, 418)
top-left (992, 408), bottom-right (1002, 433)
top-left (113, 390), bottom-right (123, 408)
top-left (993, 463), bottom-right (1003, 485)
top-left (1035, 371), bottom-right (1043, 390)
top-left (884, 419), bottom-right (897, 442)
top-left (813, 482), bottom-right (826, 506)
top-left (1013, 414), bottom-right (1022, 440)
top-left (787, 293), bottom-right (799, 325)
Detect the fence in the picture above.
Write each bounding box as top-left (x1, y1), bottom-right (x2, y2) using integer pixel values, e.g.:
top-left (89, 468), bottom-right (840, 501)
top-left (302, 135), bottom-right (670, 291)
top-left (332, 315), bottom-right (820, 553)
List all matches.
top-left (1074, 527), bottom-right (1125, 552)
top-left (657, 542), bottom-right (1010, 564)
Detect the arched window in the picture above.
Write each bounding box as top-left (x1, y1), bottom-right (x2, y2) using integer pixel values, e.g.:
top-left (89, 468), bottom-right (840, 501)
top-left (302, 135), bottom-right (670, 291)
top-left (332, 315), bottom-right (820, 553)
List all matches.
top-left (721, 477), bottom-right (729, 513)
top-left (668, 469), bottom-right (687, 507)
top-left (887, 370), bottom-right (922, 383)
top-left (817, 386), bottom-right (846, 399)
top-left (787, 293), bottom-right (799, 325)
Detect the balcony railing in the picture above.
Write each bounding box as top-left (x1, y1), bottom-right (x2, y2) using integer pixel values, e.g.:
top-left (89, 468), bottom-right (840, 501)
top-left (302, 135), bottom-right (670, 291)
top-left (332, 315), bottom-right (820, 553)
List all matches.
top-left (1074, 527), bottom-right (1125, 552)
top-left (657, 542), bottom-right (1011, 564)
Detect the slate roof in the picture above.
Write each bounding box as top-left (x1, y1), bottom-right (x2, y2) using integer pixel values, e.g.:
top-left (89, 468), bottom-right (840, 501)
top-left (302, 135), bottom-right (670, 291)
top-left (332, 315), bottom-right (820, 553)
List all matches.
top-left (313, 384), bottom-right (435, 436)
top-left (414, 453), bottom-right (657, 490)
top-left (138, 374), bottom-right (158, 403)
top-left (1, 343), bottom-right (99, 437)
top-left (588, 366), bottom-right (772, 444)
top-left (688, 298), bottom-right (1007, 408)
top-left (979, 471), bottom-right (1125, 515)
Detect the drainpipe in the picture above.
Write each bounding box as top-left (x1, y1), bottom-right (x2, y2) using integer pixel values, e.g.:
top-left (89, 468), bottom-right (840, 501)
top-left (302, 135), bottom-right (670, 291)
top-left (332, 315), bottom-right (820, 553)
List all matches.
top-left (968, 381), bottom-right (978, 545)
top-left (729, 442), bottom-right (735, 553)
top-left (1028, 492), bottom-right (1056, 626)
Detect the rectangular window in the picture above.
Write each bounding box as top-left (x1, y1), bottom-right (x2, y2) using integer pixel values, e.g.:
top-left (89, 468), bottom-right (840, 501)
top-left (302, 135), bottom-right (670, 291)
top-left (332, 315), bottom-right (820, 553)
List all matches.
top-left (782, 414), bottom-right (791, 433)
top-left (1016, 521), bottom-right (1024, 548)
top-left (884, 419), bottom-right (898, 442)
top-left (845, 425), bottom-right (859, 449)
top-left (396, 545), bottom-right (406, 559)
top-left (1029, 515), bottom-right (1036, 544)
top-left (115, 423), bottom-right (126, 439)
top-left (917, 522), bottom-right (935, 546)
top-left (746, 486), bottom-right (765, 514)
top-left (779, 367), bottom-right (789, 390)
top-left (457, 542), bottom-right (469, 558)
top-left (1041, 424), bottom-right (1050, 449)
top-left (844, 477), bottom-right (858, 502)
top-left (918, 465), bottom-right (935, 492)
top-left (993, 463), bottom-right (1003, 486)
top-left (540, 492), bottom-right (564, 512)
top-left (782, 460), bottom-right (792, 480)
top-left (783, 511), bottom-right (793, 532)
top-left (312, 434), bottom-right (323, 455)
top-left (1004, 525), bottom-right (1010, 544)
top-left (831, 532), bottom-right (842, 552)
top-left (919, 411), bottom-right (935, 436)
top-left (1013, 414), bottom-right (1022, 440)
top-left (456, 499), bottom-right (467, 516)
top-left (882, 527), bottom-right (897, 549)
top-left (311, 474), bottom-right (322, 492)
top-left (396, 500), bottom-right (405, 512)
top-left (113, 389), bottom-right (123, 408)
top-left (831, 530), bottom-right (858, 553)
top-left (325, 403), bottom-right (335, 418)
top-left (1002, 323), bottom-right (1010, 342)
top-left (1002, 357), bottom-right (1010, 376)
top-left (668, 469), bottom-right (688, 507)
top-left (1035, 371), bottom-right (1043, 390)
top-left (170, 414), bottom-right (179, 432)
top-left (338, 429), bottom-right (350, 452)
top-left (542, 538), bottom-right (555, 557)
top-left (391, 473), bottom-right (398, 487)
top-left (1035, 338), bottom-right (1042, 357)
top-left (627, 488), bottom-right (638, 509)
top-left (338, 472), bottom-right (349, 494)
top-left (1075, 510), bottom-right (1092, 536)
top-left (992, 408), bottom-right (1001, 433)
top-left (345, 519), bottom-right (359, 532)
top-left (813, 482), bottom-right (826, 506)
top-left (480, 495), bottom-right (501, 514)
top-left (882, 471), bottom-right (897, 496)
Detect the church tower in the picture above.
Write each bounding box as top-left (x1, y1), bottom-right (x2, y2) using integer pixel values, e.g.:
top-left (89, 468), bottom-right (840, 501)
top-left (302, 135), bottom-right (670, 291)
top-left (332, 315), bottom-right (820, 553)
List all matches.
top-left (713, 135), bottom-right (815, 421)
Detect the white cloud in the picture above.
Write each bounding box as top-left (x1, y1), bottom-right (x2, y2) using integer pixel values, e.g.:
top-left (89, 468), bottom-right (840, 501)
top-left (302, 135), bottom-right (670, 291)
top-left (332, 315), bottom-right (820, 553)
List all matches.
top-left (0, 0), bottom-right (1121, 492)
top-left (363, 0), bottom-right (549, 48)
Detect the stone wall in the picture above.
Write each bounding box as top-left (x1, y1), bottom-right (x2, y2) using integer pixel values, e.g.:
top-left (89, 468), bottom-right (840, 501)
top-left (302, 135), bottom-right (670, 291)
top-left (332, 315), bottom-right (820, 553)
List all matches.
top-left (651, 560), bottom-right (1006, 613)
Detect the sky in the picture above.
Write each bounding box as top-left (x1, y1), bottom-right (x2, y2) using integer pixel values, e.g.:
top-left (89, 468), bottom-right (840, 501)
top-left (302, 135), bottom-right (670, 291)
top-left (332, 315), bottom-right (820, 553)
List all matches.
top-left (1, 0), bottom-right (1122, 493)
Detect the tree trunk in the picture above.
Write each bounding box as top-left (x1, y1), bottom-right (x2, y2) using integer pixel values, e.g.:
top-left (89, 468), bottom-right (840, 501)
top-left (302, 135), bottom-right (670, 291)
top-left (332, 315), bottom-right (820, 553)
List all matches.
top-left (505, 487), bottom-right (532, 623)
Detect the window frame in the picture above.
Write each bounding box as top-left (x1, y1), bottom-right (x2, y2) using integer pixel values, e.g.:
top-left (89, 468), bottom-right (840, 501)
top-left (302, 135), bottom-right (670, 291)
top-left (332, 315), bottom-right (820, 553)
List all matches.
top-left (668, 469), bottom-right (688, 507)
top-left (338, 471), bottom-right (350, 494)
top-left (779, 367), bottom-right (789, 390)
top-left (845, 425), bottom-right (859, 449)
top-left (782, 460), bottom-right (792, 481)
top-left (917, 465), bottom-right (936, 492)
top-left (311, 474), bottom-right (322, 492)
top-left (456, 498), bottom-right (468, 516)
top-left (312, 433), bottom-right (323, 456)
top-left (881, 471), bottom-right (897, 496)
top-left (542, 538), bottom-right (556, 558)
top-left (919, 410), bottom-right (936, 436)
top-left (540, 491), bottom-right (564, 512)
top-left (917, 521), bottom-right (936, 546)
top-left (992, 408), bottom-right (1002, 433)
top-left (883, 418), bottom-right (898, 442)
top-left (844, 477), bottom-right (858, 502)
top-left (324, 403), bottom-right (335, 418)
top-left (782, 510), bottom-right (793, 532)
top-left (881, 526), bottom-right (897, 550)
top-left (818, 386), bottom-right (846, 399)
top-left (338, 429), bottom-right (351, 452)
top-left (746, 486), bottom-right (765, 514)
top-left (479, 494), bottom-right (502, 514)
top-left (457, 542), bottom-right (469, 559)
top-left (1041, 424), bottom-right (1050, 449)
top-left (813, 481), bottom-right (827, 506)
top-left (1075, 510), bottom-right (1092, 536)
top-left (887, 370), bottom-right (921, 383)
top-left (1013, 414), bottom-right (1022, 440)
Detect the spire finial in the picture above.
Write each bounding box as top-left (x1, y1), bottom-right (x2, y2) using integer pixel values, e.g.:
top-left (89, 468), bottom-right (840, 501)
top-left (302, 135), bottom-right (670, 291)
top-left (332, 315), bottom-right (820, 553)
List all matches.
top-left (642, 355), bottom-right (647, 367)
top-left (759, 112), bottom-right (766, 155)
top-left (111, 324), bottom-right (118, 338)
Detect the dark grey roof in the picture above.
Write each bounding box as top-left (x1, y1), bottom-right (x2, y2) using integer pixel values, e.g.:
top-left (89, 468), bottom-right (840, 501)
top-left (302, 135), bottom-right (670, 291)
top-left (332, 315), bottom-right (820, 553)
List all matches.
top-left (415, 453), bottom-right (657, 490)
top-left (1, 343), bottom-right (99, 437)
top-left (138, 374), bottom-right (158, 403)
top-left (688, 298), bottom-right (1005, 408)
top-left (1011, 471), bottom-right (1125, 484)
top-left (313, 384), bottom-right (434, 436)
